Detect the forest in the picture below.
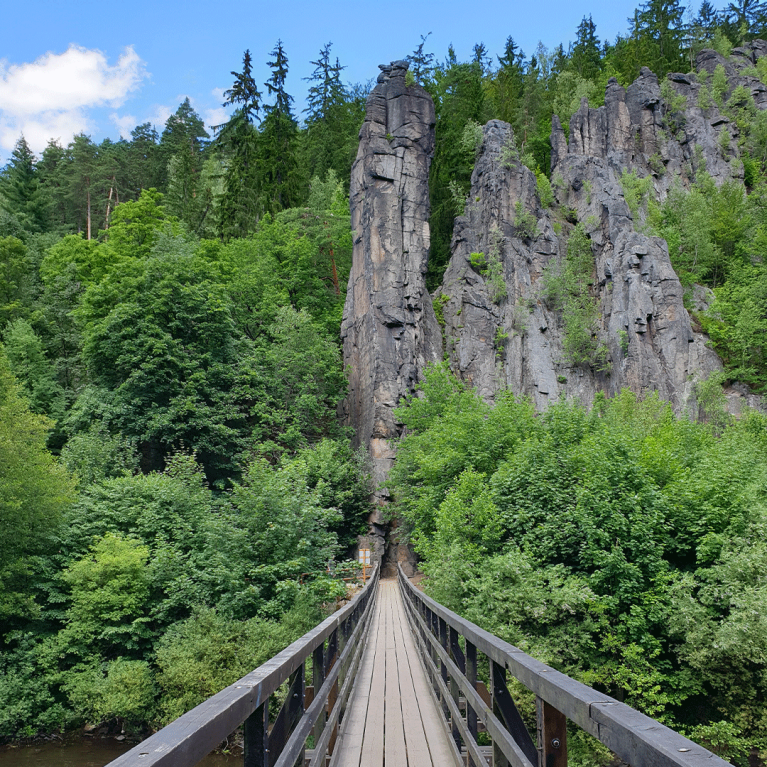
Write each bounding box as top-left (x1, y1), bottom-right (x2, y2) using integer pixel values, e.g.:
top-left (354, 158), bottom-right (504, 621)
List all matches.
top-left (1, 1), bottom-right (767, 764)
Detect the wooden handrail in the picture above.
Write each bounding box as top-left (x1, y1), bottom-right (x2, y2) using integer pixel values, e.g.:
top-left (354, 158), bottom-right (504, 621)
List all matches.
top-left (397, 564), bottom-right (730, 767)
top-left (107, 563), bottom-right (379, 767)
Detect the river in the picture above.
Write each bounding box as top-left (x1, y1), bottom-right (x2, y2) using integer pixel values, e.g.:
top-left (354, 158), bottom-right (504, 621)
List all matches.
top-left (0, 736), bottom-right (241, 766)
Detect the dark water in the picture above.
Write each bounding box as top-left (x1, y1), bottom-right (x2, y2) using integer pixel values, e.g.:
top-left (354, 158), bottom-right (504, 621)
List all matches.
top-left (0, 737), bottom-right (242, 766)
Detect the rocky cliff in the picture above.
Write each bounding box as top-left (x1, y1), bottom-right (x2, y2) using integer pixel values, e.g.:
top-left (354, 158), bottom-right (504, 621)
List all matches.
top-left (344, 51), bottom-right (765, 565)
top-left (437, 46), bottom-right (767, 414)
top-left (340, 61), bottom-right (440, 566)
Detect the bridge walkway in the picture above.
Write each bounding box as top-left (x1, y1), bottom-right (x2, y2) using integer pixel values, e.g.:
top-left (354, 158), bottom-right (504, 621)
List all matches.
top-left (331, 579), bottom-right (457, 767)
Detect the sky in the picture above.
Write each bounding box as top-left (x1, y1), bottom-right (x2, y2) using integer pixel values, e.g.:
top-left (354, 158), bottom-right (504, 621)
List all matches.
top-left (0, 0), bottom-right (723, 164)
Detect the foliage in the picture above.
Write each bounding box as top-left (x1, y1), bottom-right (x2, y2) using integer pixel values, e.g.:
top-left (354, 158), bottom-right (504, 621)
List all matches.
top-left (0, 351), bottom-right (74, 627)
top-left (536, 170), bottom-right (554, 208)
top-left (390, 374), bottom-right (767, 751)
top-left (543, 224), bottom-right (609, 370)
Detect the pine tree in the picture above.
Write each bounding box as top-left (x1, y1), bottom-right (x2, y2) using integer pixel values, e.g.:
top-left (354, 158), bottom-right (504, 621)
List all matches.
top-left (62, 134), bottom-right (99, 240)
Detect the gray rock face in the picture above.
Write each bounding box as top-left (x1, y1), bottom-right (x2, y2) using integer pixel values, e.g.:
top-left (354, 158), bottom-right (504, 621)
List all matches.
top-left (341, 61), bottom-right (440, 561)
top-left (438, 66), bottom-right (737, 413)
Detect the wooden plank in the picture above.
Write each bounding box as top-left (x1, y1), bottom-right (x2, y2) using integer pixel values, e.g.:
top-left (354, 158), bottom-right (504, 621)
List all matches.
top-left (383, 582), bottom-right (408, 767)
top-left (358, 582), bottom-right (387, 767)
top-left (394, 583), bottom-right (463, 767)
top-left (331, 593), bottom-right (382, 767)
top-left (284, 585), bottom-right (379, 767)
top-left (390, 584), bottom-right (434, 766)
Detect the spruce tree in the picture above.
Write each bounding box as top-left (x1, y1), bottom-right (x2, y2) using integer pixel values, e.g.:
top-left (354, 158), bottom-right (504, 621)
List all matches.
top-left (303, 43), bottom-right (360, 186)
top-left (259, 40), bottom-right (300, 214)
top-left (570, 16), bottom-right (603, 80)
top-left (492, 37), bottom-right (526, 124)
top-left (407, 33), bottom-right (435, 84)
top-left (217, 51), bottom-right (263, 239)
top-left (1, 137), bottom-right (47, 233)
top-left (631, 0), bottom-right (686, 78)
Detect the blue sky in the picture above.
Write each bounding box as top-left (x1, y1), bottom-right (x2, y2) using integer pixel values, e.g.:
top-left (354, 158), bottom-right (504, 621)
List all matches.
top-left (0, 0), bottom-right (721, 163)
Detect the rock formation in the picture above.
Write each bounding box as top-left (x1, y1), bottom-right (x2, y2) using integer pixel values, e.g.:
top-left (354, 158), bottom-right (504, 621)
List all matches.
top-left (436, 47), bottom-right (767, 413)
top-left (343, 50), bottom-right (765, 568)
top-left (341, 61), bottom-right (440, 568)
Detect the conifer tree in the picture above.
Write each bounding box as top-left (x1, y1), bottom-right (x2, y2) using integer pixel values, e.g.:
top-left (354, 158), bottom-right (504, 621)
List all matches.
top-left (491, 37), bottom-right (525, 124)
top-left (259, 40), bottom-right (300, 213)
top-left (216, 52), bottom-right (263, 239)
top-left (570, 15), bottom-right (603, 80)
top-left (0, 137), bottom-right (47, 233)
top-left (631, 0), bottom-right (686, 78)
top-left (407, 33), bottom-right (435, 85)
top-left (223, 49), bottom-right (262, 124)
top-left (303, 43), bottom-right (360, 186)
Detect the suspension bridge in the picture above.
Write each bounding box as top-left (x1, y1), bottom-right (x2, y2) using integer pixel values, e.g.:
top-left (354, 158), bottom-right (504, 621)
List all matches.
top-left (107, 566), bottom-right (729, 767)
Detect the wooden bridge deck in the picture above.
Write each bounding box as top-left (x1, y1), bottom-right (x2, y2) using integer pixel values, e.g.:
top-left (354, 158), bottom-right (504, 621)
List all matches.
top-left (330, 579), bottom-right (459, 767)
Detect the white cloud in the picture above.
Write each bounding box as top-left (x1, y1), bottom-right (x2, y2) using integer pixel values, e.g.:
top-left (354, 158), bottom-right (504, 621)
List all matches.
top-left (110, 112), bottom-right (137, 139)
top-left (203, 106), bottom-right (229, 131)
top-left (0, 45), bottom-right (147, 155)
top-left (146, 103), bottom-right (173, 131)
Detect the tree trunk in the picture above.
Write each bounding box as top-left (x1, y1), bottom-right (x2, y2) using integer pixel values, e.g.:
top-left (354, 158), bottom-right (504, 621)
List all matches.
top-left (105, 179), bottom-right (115, 230)
top-left (86, 185), bottom-right (91, 241)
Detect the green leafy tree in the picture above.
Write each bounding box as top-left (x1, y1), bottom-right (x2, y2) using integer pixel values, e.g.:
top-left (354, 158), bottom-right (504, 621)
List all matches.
top-left (3, 318), bottom-right (64, 421)
top-left (0, 350), bottom-right (74, 626)
top-left (77, 241), bottom-right (245, 480)
top-left (0, 236), bottom-right (30, 326)
top-left (428, 51), bottom-right (488, 287)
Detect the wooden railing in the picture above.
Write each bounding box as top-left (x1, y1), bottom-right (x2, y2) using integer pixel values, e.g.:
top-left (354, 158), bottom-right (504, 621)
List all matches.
top-left (397, 564), bottom-right (730, 767)
top-left (107, 564), bottom-right (379, 767)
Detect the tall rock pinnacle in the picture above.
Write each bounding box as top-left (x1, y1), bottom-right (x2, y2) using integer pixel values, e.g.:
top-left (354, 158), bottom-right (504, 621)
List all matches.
top-left (341, 60), bottom-right (440, 549)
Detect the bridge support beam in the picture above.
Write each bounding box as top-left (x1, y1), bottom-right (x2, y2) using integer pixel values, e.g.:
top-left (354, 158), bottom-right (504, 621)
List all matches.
top-left (536, 697), bottom-right (568, 767)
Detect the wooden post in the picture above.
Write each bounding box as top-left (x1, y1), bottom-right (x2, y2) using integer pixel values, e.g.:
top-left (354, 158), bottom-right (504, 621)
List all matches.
top-left (448, 626), bottom-right (464, 751)
top-left (312, 642), bottom-right (326, 749)
top-left (537, 696), bottom-right (568, 767)
top-left (243, 701), bottom-right (269, 767)
top-left (326, 628), bottom-right (339, 755)
top-left (491, 662), bottom-right (511, 767)
top-left (466, 640), bottom-right (478, 767)
top-left (438, 617), bottom-right (450, 722)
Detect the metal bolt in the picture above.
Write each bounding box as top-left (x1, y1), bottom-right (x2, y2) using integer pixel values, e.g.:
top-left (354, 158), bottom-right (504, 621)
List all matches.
top-left (551, 738), bottom-right (561, 749)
